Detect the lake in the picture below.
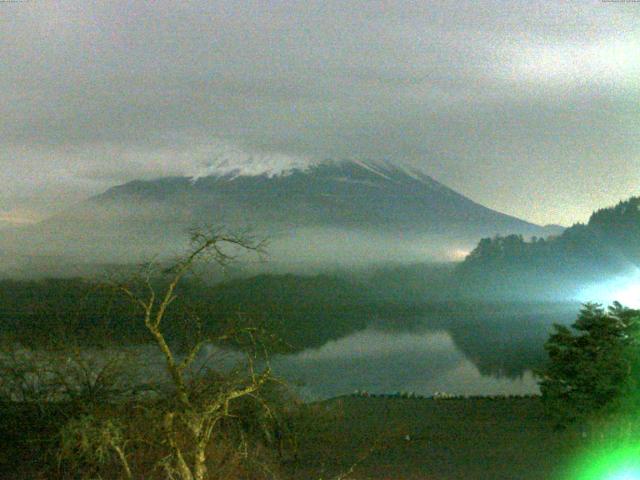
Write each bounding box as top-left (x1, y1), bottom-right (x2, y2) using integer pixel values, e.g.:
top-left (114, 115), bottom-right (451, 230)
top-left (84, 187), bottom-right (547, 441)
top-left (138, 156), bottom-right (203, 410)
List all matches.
top-left (0, 302), bottom-right (581, 403)
top-left (271, 302), bottom-right (580, 400)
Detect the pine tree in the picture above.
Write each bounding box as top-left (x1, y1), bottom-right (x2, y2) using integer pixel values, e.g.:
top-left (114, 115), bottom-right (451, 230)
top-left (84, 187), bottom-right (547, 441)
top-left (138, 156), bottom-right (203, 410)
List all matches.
top-left (538, 302), bottom-right (640, 427)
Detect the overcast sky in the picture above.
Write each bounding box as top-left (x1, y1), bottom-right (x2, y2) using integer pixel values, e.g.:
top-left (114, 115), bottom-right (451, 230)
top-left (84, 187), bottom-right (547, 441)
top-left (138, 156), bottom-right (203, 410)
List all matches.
top-left (1, 0), bottom-right (639, 227)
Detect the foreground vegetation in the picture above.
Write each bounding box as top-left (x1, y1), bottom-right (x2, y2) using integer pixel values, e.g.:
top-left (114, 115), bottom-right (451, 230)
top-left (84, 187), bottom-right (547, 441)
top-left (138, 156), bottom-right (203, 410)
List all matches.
top-left (300, 395), bottom-right (584, 480)
top-left (539, 302), bottom-right (640, 427)
top-left (1, 229), bottom-right (290, 479)
top-left (0, 395), bottom-right (589, 479)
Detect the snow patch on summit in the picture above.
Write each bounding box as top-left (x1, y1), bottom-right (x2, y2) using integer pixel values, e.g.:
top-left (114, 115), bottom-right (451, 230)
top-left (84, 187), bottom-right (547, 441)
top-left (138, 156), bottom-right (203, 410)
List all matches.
top-left (351, 159), bottom-right (394, 181)
top-left (189, 145), bottom-right (312, 182)
top-left (184, 147), bottom-right (440, 191)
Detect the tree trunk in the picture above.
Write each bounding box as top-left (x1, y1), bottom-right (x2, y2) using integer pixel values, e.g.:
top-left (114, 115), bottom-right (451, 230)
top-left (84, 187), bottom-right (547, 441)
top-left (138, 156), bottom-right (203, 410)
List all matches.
top-left (164, 412), bottom-right (195, 480)
top-left (193, 441), bottom-right (208, 480)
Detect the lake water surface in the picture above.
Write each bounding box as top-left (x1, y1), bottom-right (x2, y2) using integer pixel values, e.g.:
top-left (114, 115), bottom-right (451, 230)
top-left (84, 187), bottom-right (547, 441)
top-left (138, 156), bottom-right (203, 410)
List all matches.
top-left (1, 302), bottom-right (579, 403)
top-left (271, 302), bottom-right (579, 400)
top-left (273, 328), bottom-right (539, 400)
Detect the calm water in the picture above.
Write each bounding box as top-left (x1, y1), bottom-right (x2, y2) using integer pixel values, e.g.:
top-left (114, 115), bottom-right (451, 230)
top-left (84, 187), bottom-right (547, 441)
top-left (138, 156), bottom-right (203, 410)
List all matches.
top-left (271, 303), bottom-right (578, 400)
top-left (273, 329), bottom-right (539, 400)
top-left (3, 302), bottom-right (578, 402)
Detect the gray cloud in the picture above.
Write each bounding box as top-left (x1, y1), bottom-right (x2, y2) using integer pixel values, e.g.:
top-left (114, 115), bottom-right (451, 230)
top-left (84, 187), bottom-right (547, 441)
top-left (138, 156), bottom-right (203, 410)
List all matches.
top-left (1, 0), bottom-right (639, 225)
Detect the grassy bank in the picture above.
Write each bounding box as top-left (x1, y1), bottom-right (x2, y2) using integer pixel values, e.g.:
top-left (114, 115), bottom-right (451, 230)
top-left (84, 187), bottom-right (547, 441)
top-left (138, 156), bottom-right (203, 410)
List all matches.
top-left (1, 396), bottom-right (585, 479)
top-left (289, 396), bottom-right (583, 480)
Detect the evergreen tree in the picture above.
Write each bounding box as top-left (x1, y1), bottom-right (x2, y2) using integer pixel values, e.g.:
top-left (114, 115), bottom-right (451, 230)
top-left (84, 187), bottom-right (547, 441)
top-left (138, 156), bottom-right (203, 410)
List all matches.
top-left (538, 302), bottom-right (640, 427)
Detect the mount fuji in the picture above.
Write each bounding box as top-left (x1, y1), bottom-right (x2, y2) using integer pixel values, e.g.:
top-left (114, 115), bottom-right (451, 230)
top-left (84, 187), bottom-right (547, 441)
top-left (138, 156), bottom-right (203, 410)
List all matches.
top-left (1, 160), bottom-right (562, 272)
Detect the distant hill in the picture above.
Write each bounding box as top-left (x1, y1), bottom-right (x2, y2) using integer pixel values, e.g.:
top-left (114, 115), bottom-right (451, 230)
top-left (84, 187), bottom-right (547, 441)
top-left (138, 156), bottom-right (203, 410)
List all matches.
top-left (0, 159), bottom-right (559, 273)
top-left (457, 196), bottom-right (640, 300)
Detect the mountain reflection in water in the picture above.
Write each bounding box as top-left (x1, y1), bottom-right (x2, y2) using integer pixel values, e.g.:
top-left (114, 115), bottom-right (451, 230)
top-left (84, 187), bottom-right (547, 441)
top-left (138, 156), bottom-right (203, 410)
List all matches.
top-left (272, 303), bottom-right (578, 401)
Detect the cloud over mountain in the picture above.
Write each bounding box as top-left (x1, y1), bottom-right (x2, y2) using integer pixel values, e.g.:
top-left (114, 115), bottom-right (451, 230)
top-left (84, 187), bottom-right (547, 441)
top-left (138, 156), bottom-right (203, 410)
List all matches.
top-left (0, 160), bottom-right (562, 275)
top-left (1, 1), bottom-right (638, 227)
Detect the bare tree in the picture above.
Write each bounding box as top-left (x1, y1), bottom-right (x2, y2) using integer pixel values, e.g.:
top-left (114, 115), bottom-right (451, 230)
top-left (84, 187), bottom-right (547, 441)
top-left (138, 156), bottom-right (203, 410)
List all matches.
top-left (59, 414), bottom-right (134, 480)
top-left (110, 228), bottom-right (274, 480)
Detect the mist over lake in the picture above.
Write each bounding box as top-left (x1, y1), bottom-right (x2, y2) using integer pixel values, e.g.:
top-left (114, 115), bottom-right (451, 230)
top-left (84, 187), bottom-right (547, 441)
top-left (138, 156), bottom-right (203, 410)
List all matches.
top-left (273, 328), bottom-right (539, 400)
top-left (270, 301), bottom-right (577, 400)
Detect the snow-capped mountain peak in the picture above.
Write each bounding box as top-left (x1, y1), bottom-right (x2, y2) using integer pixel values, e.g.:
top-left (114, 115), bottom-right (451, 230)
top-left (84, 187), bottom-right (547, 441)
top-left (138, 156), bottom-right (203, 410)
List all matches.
top-left (189, 151), bottom-right (313, 182)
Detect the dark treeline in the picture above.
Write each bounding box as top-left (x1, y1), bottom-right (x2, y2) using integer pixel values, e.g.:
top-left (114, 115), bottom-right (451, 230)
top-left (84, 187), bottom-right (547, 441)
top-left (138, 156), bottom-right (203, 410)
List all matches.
top-left (457, 196), bottom-right (640, 299)
top-left (0, 274), bottom-right (419, 352)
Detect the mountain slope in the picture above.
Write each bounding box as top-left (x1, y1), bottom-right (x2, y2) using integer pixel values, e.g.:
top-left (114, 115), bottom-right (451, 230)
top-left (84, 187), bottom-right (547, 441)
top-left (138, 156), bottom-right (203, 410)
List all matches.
top-left (1, 160), bottom-right (560, 271)
top-left (94, 160), bottom-right (549, 235)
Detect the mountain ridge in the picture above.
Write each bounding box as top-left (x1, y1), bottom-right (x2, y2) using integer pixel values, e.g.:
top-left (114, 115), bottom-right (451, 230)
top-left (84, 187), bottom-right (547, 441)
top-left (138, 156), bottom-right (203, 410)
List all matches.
top-left (1, 159), bottom-right (563, 272)
top-left (93, 159), bottom-right (552, 234)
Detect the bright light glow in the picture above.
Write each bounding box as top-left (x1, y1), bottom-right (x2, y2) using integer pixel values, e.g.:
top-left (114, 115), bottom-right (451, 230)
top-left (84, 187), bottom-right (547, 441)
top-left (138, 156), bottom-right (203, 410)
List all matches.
top-left (606, 468), bottom-right (640, 480)
top-left (449, 249), bottom-right (470, 261)
top-left (565, 441), bottom-right (640, 480)
top-left (575, 269), bottom-right (640, 309)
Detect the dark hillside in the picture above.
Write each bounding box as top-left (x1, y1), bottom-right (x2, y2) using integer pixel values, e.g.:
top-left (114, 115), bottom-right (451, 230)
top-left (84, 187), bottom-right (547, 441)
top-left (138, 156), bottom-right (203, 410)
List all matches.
top-left (457, 196), bottom-right (640, 300)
